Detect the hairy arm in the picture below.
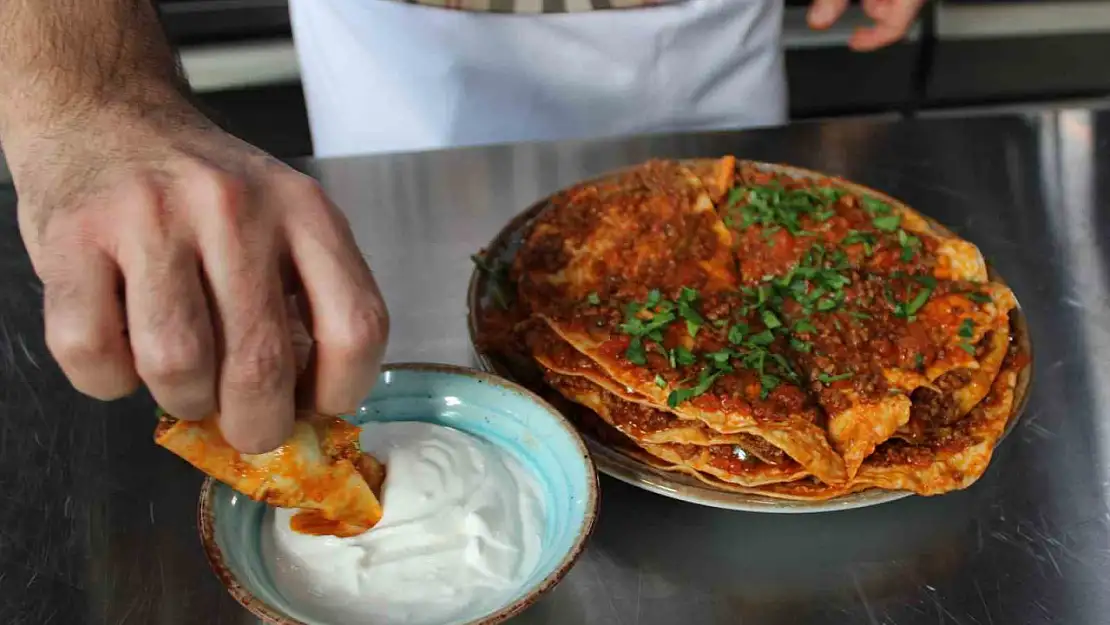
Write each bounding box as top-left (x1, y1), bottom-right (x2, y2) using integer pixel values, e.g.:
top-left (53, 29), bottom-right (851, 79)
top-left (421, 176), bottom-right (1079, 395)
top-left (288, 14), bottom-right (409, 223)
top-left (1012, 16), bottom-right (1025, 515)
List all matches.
top-left (0, 0), bottom-right (191, 154)
top-left (0, 0), bottom-right (390, 454)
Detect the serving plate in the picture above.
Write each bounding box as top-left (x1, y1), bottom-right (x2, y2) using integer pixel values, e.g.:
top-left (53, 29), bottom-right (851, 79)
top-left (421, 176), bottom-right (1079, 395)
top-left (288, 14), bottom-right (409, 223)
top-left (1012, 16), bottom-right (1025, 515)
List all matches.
top-left (467, 159), bottom-right (1034, 513)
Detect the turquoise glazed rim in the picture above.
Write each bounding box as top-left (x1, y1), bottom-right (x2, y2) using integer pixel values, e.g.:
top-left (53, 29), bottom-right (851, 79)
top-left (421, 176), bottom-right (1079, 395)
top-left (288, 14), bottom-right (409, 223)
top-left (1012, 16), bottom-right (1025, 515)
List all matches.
top-left (198, 363), bottom-right (600, 625)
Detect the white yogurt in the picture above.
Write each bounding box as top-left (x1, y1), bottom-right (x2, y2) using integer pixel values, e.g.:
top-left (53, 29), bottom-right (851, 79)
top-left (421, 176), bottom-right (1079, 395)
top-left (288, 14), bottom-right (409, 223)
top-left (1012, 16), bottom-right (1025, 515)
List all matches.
top-left (262, 421), bottom-right (546, 625)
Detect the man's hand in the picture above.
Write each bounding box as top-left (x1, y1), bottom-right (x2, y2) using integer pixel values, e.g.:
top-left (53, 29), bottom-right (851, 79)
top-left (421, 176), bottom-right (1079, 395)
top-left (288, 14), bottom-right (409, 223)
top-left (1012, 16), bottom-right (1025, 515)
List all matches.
top-left (8, 105), bottom-right (389, 453)
top-left (808, 0), bottom-right (928, 52)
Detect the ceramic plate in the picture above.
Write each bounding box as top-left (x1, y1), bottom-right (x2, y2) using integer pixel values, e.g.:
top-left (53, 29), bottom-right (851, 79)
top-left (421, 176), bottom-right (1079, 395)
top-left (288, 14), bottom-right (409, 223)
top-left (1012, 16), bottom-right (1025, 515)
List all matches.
top-left (466, 159), bottom-right (1034, 513)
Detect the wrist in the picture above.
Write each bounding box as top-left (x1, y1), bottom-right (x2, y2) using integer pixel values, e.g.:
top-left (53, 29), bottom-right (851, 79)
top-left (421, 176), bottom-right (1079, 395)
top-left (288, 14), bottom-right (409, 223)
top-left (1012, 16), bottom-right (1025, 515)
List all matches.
top-left (0, 76), bottom-right (195, 155)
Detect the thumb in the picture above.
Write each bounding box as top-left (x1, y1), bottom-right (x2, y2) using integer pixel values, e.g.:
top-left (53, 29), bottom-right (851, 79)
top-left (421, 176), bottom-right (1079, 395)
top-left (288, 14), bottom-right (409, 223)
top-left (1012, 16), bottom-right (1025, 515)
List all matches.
top-left (808, 0), bottom-right (850, 30)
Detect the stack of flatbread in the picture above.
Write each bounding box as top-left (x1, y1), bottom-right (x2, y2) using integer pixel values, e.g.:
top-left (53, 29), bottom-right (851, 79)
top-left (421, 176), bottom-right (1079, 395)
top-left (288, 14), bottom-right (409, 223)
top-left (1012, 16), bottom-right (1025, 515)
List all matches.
top-left (476, 157), bottom-right (1027, 500)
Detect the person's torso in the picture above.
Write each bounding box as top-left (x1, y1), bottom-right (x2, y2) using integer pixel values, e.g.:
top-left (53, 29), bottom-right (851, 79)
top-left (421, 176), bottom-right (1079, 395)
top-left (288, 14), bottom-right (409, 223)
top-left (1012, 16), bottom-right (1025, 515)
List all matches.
top-left (289, 0), bottom-right (787, 156)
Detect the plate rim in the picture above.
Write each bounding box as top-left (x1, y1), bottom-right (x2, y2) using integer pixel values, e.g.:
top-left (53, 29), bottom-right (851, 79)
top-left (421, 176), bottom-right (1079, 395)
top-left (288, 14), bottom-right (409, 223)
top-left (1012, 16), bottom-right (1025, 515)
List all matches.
top-left (466, 157), bottom-right (1034, 514)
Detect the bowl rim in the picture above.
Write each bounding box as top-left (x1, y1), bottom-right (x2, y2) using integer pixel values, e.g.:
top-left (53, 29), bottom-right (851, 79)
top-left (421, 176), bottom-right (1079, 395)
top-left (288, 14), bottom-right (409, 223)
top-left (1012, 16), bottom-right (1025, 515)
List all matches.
top-left (197, 361), bottom-right (601, 625)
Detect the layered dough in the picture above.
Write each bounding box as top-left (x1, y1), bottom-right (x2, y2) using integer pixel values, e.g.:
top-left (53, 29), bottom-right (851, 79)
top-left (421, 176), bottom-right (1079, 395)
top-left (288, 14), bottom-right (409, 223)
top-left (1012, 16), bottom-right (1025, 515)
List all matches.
top-left (480, 157), bottom-right (1027, 500)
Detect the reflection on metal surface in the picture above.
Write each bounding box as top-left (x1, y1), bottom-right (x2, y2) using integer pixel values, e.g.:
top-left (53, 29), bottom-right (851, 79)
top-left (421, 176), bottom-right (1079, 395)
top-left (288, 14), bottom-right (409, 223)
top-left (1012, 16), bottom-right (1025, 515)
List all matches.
top-left (4, 113), bottom-right (1110, 623)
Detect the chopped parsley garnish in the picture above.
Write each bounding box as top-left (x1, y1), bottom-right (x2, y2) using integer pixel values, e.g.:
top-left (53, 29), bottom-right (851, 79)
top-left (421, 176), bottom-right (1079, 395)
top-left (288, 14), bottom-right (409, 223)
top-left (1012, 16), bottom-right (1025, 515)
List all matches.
top-left (816, 371), bottom-right (853, 384)
top-left (667, 368), bottom-right (722, 408)
top-left (654, 374), bottom-right (667, 388)
top-left (748, 329), bottom-right (775, 346)
top-left (958, 318), bottom-right (975, 339)
top-left (967, 292), bottom-right (992, 304)
top-left (676, 287), bottom-right (705, 337)
top-left (872, 214), bottom-right (902, 232)
top-left (673, 346), bottom-right (697, 367)
top-left (727, 183), bottom-right (846, 236)
top-left (587, 292), bottom-right (601, 305)
top-left (849, 311), bottom-right (873, 320)
top-left (914, 353), bottom-right (925, 369)
top-left (761, 309), bottom-right (782, 329)
top-left (886, 279), bottom-right (934, 320)
top-left (862, 197), bottom-right (892, 216)
top-left (897, 230), bottom-right (921, 262)
top-left (843, 230), bottom-right (877, 256)
top-left (625, 338), bottom-right (647, 365)
top-left (728, 323), bottom-right (749, 345)
top-left (793, 319), bottom-right (817, 334)
top-left (958, 342), bottom-right (977, 356)
top-left (790, 338), bottom-right (813, 353)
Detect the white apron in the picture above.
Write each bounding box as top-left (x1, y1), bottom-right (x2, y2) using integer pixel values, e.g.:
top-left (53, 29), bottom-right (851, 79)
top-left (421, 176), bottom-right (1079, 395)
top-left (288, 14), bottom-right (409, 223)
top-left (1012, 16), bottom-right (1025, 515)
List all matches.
top-left (288, 0), bottom-right (786, 157)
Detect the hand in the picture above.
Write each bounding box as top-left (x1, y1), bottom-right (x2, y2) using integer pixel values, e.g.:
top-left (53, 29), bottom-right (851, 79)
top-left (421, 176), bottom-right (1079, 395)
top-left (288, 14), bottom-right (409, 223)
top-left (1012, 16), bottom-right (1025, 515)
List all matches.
top-left (807, 0), bottom-right (928, 52)
top-left (7, 103), bottom-right (389, 453)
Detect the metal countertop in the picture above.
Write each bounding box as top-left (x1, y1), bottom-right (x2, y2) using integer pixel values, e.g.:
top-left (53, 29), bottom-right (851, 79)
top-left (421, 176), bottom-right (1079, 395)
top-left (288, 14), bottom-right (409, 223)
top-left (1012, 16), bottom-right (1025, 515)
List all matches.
top-left (2, 109), bottom-right (1109, 624)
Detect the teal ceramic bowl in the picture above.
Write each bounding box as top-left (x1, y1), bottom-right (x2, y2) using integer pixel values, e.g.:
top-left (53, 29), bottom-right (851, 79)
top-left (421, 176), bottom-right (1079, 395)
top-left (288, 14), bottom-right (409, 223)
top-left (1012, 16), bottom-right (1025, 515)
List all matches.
top-left (198, 363), bottom-right (599, 625)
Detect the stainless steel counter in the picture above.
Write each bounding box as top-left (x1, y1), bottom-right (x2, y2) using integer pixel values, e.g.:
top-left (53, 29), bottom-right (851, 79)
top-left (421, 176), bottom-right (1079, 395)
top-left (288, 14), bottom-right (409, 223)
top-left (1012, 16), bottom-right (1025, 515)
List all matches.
top-left (3, 109), bottom-right (1110, 624)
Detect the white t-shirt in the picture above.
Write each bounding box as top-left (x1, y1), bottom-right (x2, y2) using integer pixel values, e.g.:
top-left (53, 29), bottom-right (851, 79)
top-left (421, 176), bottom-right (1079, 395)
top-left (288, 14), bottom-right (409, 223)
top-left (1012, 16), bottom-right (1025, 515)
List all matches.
top-left (288, 0), bottom-right (786, 157)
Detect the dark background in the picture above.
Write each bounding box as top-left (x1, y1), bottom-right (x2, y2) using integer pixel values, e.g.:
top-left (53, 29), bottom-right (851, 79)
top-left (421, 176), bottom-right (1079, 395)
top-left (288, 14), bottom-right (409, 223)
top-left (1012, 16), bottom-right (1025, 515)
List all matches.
top-left (162, 0), bottom-right (1110, 158)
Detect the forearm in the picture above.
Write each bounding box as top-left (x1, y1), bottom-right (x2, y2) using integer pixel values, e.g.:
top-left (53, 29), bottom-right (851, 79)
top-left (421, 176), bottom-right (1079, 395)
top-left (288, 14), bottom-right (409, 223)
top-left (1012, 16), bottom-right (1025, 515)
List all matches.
top-left (0, 0), bottom-right (189, 147)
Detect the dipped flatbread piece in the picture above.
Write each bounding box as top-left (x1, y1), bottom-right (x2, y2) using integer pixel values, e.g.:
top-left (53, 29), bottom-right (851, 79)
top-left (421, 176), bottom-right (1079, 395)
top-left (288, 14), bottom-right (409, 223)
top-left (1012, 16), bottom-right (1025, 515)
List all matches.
top-left (721, 161), bottom-right (987, 286)
top-left (514, 158), bottom-right (738, 314)
top-left (156, 413), bottom-right (384, 535)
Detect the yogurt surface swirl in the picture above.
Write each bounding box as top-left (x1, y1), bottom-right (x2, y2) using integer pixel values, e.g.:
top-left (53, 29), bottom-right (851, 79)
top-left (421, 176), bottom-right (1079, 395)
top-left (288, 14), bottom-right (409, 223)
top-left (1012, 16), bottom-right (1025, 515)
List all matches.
top-left (263, 421), bottom-right (546, 625)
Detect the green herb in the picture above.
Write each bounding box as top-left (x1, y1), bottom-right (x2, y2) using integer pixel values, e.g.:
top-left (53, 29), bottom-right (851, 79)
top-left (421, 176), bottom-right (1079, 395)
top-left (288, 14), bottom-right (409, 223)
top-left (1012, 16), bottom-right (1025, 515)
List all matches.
top-left (728, 323), bottom-right (749, 345)
top-left (849, 311), bottom-right (873, 320)
top-left (654, 374), bottom-right (667, 388)
top-left (675, 288), bottom-right (705, 338)
top-left (816, 371), bottom-right (853, 384)
top-left (587, 292), bottom-right (601, 306)
top-left (674, 346), bottom-right (697, 367)
top-left (705, 349), bottom-right (734, 368)
top-left (967, 292), bottom-right (992, 304)
top-left (873, 214), bottom-right (902, 232)
top-left (817, 298), bottom-right (838, 312)
top-left (958, 318), bottom-right (975, 339)
top-left (897, 230), bottom-right (921, 262)
top-left (748, 329), bottom-right (775, 346)
top-left (790, 338), bottom-right (813, 353)
top-left (862, 197), bottom-right (892, 216)
top-left (843, 230), bottom-right (877, 257)
top-left (914, 353), bottom-right (925, 369)
top-left (759, 374), bottom-right (781, 399)
top-left (793, 319), bottom-right (817, 334)
top-left (667, 368), bottom-right (722, 407)
top-left (889, 280), bottom-right (935, 320)
top-left (625, 338), bottom-right (647, 365)
top-left (713, 319), bottom-right (728, 328)
top-left (958, 342), bottom-right (977, 356)
top-left (645, 289), bottom-right (662, 308)
top-left (761, 309), bottom-right (782, 329)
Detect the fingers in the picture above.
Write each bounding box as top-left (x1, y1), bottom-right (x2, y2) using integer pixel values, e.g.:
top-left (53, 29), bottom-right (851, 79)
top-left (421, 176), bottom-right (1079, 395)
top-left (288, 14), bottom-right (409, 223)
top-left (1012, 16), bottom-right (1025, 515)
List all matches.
top-left (190, 174), bottom-right (296, 454)
top-left (42, 249), bottom-right (141, 401)
top-left (118, 223), bottom-right (217, 421)
top-left (807, 0), bottom-right (850, 30)
top-left (850, 0), bottom-right (925, 51)
top-left (281, 176), bottom-right (389, 417)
